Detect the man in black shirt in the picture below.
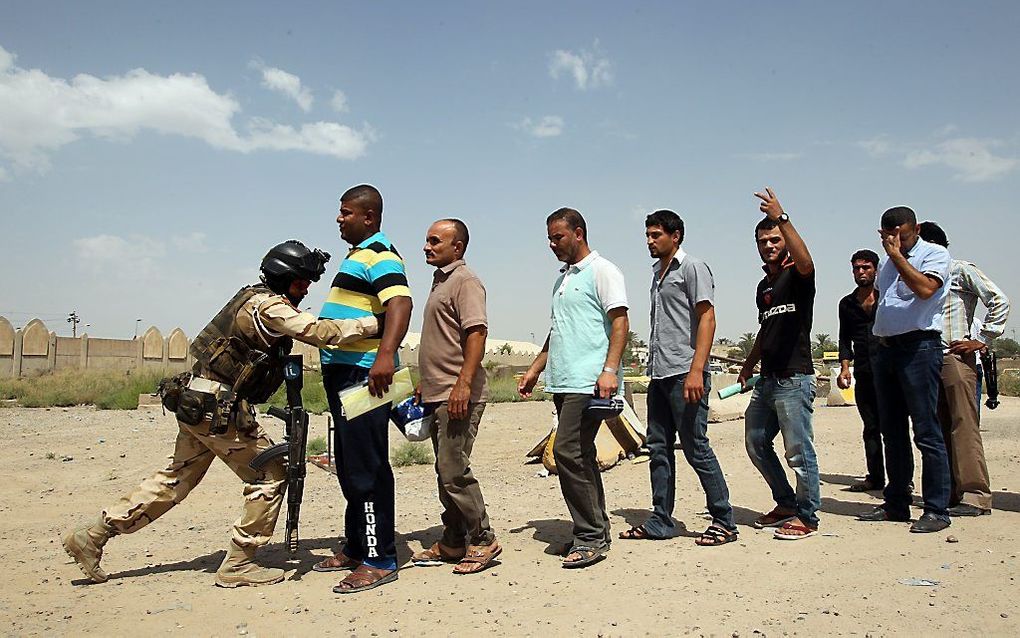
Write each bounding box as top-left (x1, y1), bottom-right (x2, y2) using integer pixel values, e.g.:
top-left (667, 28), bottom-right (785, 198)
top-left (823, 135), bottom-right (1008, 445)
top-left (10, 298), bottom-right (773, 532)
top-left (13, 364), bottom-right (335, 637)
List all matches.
top-left (738, 187), bottom-right (821, 540)
top-left (837, 249), bottom-right (884, 492)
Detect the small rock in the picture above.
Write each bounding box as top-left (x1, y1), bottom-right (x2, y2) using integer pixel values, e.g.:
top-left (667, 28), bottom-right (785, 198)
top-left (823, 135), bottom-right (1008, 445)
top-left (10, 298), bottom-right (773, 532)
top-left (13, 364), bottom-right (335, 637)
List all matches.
top-left (1002, 613), bottom-right (1009, 619)
top-left (947, 535), bottom-right (959, 543)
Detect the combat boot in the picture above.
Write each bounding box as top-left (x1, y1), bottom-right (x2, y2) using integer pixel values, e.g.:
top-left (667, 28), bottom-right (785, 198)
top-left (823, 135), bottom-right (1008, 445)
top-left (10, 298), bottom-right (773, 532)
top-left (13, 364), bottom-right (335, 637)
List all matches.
top-left (214, 541), bottom-right (285, 588)
top-left (62, 517), bottom-right (115, 583)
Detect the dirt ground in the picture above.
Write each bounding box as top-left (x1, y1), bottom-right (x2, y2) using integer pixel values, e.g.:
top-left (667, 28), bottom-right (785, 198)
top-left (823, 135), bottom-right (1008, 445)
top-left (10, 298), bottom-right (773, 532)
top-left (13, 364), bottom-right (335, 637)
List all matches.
top-left (2, 395), bottom-right (1018, 637)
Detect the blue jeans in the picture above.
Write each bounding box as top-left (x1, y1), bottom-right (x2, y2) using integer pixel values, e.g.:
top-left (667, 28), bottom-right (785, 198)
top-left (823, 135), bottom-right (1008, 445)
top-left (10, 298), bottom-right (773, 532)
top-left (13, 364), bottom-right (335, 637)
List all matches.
top-left (744, 374), bottom-right (820, 528)
top-left (644, 373), bottom-right (734, 536)
top-left (873, 335), bottom-right (951, 520)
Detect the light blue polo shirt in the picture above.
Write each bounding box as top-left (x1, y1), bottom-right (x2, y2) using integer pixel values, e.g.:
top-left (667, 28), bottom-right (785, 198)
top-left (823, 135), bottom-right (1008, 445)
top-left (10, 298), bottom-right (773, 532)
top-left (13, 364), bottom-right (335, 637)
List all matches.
top-left (546, 251), bottom-right (628, 394)
top-left (873, 236), bottom-right (951, 337)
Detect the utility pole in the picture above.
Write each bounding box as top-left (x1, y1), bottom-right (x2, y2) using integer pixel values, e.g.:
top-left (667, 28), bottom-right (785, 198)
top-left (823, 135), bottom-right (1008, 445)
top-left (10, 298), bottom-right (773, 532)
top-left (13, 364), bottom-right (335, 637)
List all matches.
top-left (67, 311), bottom-right (81, 338)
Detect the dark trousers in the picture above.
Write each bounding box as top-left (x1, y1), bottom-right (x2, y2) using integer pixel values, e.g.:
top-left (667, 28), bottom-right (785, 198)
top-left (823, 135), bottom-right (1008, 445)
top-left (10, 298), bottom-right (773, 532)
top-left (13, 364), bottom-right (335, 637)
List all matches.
top-left (552, 393), bottom-right (610, 548)
top-left (644, 373), bottom-right (734, 535)
top-left (854, 367), bottom-right (885, 487)
top-left (873, 335), bottom-right (951, 520)
top-left (323, 364), bottom-right (396, 569)
top-left (428, 402), bottom-right (494, 547)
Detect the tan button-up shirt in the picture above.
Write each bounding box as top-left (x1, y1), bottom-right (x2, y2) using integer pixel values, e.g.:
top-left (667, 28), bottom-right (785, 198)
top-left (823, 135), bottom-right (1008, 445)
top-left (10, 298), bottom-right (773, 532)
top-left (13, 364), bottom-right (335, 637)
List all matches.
top-left (418, 260), bottom-right (489, 403)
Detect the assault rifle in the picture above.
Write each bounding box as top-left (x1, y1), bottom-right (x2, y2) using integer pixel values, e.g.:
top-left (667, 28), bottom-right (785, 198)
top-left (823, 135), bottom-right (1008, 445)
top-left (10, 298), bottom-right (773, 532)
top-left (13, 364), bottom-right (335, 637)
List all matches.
top-left (981, 349), bottom-right (999, 410)
top-left (249, 354), bottom-right (308, 552)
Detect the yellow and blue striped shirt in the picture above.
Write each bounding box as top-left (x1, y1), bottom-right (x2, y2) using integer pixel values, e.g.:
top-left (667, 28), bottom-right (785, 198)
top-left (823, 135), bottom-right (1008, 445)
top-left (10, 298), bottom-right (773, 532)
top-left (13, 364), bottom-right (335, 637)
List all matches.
top-left (319, 231), bottom-right (411, 367)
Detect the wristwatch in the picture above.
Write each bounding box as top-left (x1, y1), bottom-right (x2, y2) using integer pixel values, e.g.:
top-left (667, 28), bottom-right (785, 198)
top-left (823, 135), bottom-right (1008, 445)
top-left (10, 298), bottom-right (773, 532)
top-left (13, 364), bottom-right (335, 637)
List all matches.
top-left (775, 212), bottom-right (790, 224)
top-left (603, 366), bottom-right (617, 374)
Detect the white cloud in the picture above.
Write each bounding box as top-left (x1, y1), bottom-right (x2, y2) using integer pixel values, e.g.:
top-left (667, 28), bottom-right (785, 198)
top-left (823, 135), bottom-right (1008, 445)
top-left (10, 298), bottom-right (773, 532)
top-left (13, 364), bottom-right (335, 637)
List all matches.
top-left (904, 138), bottom-right (1018, 182)
top-left (549, 43), bottom-right (612, 90)
top-left (857, 137), bottom-right (892, 156)
top-left (170, 231), bottom-right (210, 254)
top-left (858, 133), bottom-right (1017, 182)
top-left (73, 234), bottom-right (167, 276)
top-left (517, 115), bottom-right (564, 138)
top-left (252, 62), bottom-right (313, 112)
top-left (330, 89), bottom-right (348, 113)
top-left (0, 44), bottom-right (371, 176)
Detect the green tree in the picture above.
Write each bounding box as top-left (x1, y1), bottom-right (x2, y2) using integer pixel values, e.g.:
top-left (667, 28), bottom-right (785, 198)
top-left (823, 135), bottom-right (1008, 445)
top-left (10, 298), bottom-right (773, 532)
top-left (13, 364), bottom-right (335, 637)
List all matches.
top-left (813, 333), bottom-right (837, 359)
top-left (728, 331), bottom-right (757, 361)
top-left (992, 337), bottom-right (1020, 358)
top-left (623, 330), bottom-right (646, 368)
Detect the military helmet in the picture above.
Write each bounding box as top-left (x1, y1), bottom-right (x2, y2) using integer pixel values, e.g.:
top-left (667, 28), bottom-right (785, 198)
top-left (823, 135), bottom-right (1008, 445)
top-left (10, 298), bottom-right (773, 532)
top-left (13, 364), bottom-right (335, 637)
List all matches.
top-left (260, 240), bottom-right (331, 285)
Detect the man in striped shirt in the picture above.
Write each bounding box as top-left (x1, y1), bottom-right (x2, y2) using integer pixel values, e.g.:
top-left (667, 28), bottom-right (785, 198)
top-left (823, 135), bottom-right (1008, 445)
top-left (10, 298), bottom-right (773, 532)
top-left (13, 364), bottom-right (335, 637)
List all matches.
top-left (314, 184), bottom-right (412, 593)
top-left (918, 222), bottom-right (1010, 517)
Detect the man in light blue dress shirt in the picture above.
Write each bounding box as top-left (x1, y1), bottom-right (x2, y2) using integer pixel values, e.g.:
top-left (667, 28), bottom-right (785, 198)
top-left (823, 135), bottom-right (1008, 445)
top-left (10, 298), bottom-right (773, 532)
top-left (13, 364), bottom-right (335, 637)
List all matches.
top-left (858, 206), bottom-right (952, 533)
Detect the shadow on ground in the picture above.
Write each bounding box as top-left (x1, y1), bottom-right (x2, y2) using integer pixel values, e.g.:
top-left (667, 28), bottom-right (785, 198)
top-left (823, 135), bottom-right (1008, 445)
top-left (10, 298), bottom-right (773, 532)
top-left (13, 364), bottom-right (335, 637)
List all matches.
top-left (508, 518), bottom-right (573, 555)
top-left (610, 508), bottom-right (700, 538)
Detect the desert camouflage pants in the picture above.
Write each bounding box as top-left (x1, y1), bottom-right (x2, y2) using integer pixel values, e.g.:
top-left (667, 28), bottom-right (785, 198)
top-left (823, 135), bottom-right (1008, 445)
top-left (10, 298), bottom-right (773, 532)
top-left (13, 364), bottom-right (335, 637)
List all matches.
top-left (102, 417), bottom-right (287, 548)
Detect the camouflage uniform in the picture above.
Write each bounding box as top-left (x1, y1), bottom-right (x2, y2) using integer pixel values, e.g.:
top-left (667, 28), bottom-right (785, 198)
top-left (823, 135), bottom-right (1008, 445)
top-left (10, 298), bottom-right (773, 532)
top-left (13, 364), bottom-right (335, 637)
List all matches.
top-left (66, 288), bottom-right (376, 584)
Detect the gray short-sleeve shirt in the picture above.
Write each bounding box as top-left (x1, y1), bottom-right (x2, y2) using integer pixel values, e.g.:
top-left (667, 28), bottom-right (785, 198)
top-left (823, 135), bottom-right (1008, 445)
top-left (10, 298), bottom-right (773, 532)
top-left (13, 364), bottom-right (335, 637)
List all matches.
top-left (647, 249), bottom-right (715, 379)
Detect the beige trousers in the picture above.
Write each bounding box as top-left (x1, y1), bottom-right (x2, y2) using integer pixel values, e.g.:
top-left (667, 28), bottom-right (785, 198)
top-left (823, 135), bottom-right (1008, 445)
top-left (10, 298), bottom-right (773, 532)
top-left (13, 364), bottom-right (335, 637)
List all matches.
top-left (430, 402), bottom-right (494, 547)
top-left (102, 416), bottom-right (287, 547)
top-left (937, 352), bottom-right (992, 509)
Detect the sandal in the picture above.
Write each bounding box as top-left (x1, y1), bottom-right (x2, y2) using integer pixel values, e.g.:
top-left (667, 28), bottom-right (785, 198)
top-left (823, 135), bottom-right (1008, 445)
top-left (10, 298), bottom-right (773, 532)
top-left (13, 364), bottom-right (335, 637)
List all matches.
top-left (411, 542), bottom-right (466, 567)
top-left (332, 564), bottom-right (398, 594)
top-left (695, 524), bottom-right (738, 547)
top-left (618, 525), bottom-right (658, 541)
top-left (452, 542), bottom-right (502, 575)
top-left (561, 545), bottom-right (607, 569)
top-left (773, 521), bottom-right (817, 541)
top-left (752, 507), bottom-right (797, 529)
top-left (312, 552), bottom-right (360, 572)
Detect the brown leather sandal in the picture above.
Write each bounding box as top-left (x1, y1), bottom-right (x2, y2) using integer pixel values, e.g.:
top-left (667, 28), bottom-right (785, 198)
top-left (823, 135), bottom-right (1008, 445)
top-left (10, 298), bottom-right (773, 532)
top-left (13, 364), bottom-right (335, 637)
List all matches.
top-left (452, 542), bottom-right (502, 575)
top-left (332, 564), bottom-right (398, 594)
top-left (411, 542), bottom-right (466, 567)
top-left (312, 552), bottom-right (360, 572)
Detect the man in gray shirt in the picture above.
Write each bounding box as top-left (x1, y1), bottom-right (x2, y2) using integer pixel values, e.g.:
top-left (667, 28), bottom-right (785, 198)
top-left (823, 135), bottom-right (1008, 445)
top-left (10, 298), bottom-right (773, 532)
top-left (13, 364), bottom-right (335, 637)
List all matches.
top-left (619, 210), bottom-right (737, 546)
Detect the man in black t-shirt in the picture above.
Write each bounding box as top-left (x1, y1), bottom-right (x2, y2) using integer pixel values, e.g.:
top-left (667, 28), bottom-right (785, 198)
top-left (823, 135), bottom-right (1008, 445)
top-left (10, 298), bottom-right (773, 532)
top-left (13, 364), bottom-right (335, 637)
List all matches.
top-left (738, 187), bottom-right (821, 540)
top-left (836, 249), bottom-right (884, 493)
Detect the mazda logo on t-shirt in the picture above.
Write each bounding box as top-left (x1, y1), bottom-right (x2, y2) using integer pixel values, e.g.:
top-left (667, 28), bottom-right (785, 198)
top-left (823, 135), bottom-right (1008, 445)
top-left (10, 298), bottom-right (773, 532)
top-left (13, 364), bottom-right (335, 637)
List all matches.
top-left (760, 303), bottom-right (798, 322)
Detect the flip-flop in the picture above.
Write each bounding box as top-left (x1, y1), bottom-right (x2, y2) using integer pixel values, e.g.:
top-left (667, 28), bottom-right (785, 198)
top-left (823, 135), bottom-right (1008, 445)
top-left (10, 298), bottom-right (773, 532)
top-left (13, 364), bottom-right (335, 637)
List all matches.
top-left (773, 522), bottom-right (817, 541)
top-left (561, 545), bottom-right (607, 569)
top-left (332, 565), bottom-right (399, 594)
top-left (753, 508), bottom-right (798, 529)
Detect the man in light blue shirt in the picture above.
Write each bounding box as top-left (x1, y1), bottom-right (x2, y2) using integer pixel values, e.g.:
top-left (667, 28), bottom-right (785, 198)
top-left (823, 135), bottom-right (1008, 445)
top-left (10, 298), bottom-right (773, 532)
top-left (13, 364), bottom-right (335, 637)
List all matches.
top-left (859, 206), bottom-right (952, 533)
top-left (519, 207), bottom-right (629, 569)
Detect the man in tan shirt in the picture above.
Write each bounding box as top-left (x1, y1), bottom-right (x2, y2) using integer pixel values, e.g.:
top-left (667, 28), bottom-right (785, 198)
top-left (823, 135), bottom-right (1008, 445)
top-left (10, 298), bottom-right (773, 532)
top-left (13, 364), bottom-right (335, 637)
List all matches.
top-left (411, 219), bottom-right (501, 574)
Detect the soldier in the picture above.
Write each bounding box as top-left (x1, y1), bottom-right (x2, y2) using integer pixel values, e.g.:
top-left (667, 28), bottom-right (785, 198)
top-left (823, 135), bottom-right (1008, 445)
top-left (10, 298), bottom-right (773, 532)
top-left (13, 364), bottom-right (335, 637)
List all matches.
top-left (62, 240), bottom-right (379, 587)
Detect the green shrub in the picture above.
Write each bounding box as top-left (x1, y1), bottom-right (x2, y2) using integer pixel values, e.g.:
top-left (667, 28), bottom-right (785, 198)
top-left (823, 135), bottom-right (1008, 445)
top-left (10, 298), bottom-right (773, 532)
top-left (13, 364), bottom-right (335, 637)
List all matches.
top-left (306, 435), bottom-right (328, 456)
top-left (487, 373), bottom-right (550, 403)
top-left (1000, 370), bottom-right (1020, 397)
top-left (0, 368), bottom-right (168, 409)
top-left (391, 441), bottom-right (433, 467)
top-left (260, 370), bottom-right (329, 414)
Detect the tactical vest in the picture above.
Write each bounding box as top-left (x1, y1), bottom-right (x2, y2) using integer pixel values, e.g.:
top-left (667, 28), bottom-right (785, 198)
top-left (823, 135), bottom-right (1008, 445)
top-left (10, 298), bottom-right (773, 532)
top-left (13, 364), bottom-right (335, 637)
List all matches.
top-left (190, 285), bottom-right (294, 404)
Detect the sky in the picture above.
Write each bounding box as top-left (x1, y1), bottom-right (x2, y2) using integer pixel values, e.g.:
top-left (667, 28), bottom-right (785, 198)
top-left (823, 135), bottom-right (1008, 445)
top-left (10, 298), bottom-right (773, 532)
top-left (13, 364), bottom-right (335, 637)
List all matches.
top-left (1, 1), bottom-right (1019, 346)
